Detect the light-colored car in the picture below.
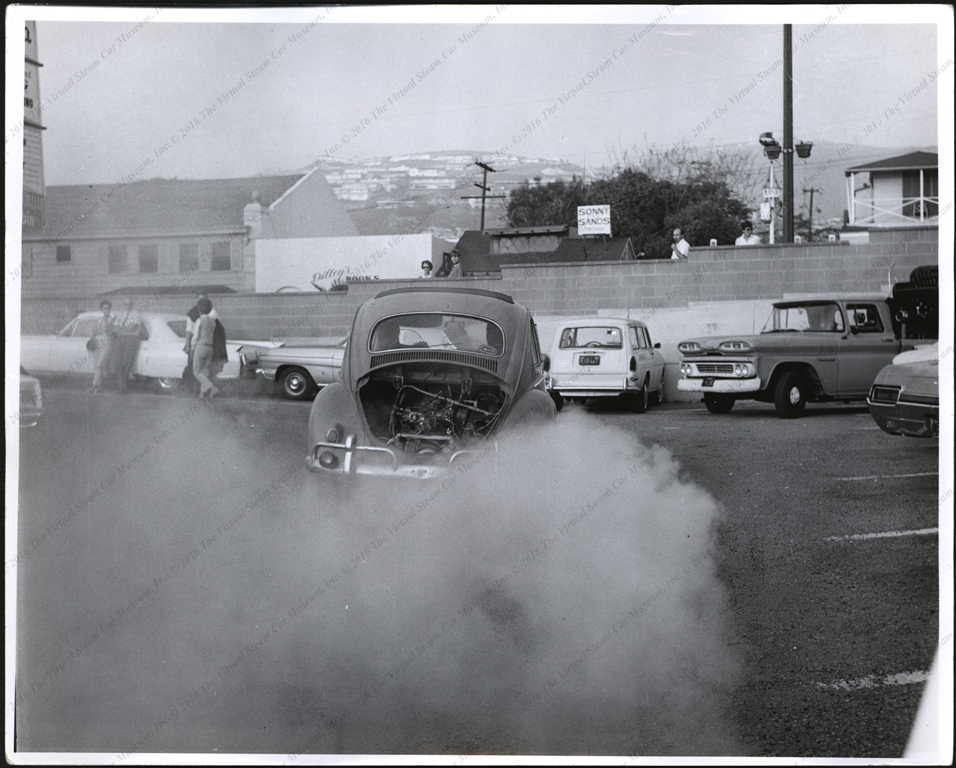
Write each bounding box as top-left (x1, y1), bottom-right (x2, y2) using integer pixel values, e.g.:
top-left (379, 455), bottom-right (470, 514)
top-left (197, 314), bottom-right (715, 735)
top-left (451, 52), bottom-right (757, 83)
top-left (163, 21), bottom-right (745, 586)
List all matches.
top-left (19, 366), bottom-right (43, 428)
top-left (244, 338), bottom-right (347, 400)
top-left (547, 317), bottom-right (665, 412)
top-left (867, 342), bottom-right (939, 438)
top-left (20, 311), bottom-right (270, 390)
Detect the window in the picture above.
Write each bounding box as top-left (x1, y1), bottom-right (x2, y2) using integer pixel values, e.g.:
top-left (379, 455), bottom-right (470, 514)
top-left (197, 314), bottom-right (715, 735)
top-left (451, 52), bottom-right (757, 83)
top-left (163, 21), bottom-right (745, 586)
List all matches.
top-left (138, 244), bottom-right (159, 273)
top-left (369, 313), bottom-right (504, 355)
top-left (72, 318), bottom-right (99, 338)
top-left (902, 169), bottom-right (938, 218)
top-left (210, 241), bottom-right (232, 271)
top-left (56, 245), bottom-right (72, 263)
top-left (179, 243), bottom-right (199, 274)
top-left (846, 303), bottom-right (884, 333)
top-left (559, 326), bottom-right (623, 349)
top-left (108, 245), bottom-right (128, 273)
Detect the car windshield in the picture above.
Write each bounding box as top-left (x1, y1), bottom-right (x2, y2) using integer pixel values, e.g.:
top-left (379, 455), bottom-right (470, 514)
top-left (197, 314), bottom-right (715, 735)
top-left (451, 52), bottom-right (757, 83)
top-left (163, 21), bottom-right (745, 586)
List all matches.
top-left (369, 313), bottom-right (504, 355)
top-left (761, 302), bottom-right (845, 333)
top-left (559, 326), bottom-right (623, 349)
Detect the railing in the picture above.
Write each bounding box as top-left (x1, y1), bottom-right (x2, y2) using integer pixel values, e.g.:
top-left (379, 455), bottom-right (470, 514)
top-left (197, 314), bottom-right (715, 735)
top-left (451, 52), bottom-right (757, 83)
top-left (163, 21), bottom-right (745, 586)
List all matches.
top-left (851, 195), bottom-right (940, 225)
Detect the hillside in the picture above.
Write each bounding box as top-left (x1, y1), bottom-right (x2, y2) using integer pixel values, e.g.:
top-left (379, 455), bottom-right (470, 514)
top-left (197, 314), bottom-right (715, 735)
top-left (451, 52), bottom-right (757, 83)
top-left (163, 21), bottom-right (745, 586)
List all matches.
top-left (305, 145), bottom-right (934, 239)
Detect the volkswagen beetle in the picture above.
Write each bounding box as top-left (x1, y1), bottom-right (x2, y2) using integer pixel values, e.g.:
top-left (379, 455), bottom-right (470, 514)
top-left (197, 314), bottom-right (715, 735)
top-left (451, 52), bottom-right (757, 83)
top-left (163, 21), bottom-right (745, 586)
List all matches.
top-left (306, 287), bottom-right (555, 480)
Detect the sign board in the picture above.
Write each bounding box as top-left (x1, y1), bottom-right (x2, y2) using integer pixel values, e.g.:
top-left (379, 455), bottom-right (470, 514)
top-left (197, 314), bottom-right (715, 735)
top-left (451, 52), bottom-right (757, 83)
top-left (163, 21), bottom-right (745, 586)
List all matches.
top-left (762, 188), bottom-right (781, 200)
top-left (255, 234), bottom-right (443, 292)
top-left (577, 205), bottom-right (611, 235)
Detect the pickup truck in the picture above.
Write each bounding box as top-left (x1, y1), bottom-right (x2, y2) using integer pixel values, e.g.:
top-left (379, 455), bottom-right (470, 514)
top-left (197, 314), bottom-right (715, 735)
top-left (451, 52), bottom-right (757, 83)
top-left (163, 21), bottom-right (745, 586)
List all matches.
top-left (676, 293), bottom-right (925, 418)
top-left (241, 338), bottom-right (346, 400)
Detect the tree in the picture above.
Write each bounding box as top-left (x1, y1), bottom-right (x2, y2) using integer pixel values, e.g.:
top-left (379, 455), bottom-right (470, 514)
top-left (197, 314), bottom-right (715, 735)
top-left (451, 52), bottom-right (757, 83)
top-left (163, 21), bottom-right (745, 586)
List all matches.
top-left (504, 146), bottom-right (755, 258)
top-left (506, 176), bottom-right (586, 228)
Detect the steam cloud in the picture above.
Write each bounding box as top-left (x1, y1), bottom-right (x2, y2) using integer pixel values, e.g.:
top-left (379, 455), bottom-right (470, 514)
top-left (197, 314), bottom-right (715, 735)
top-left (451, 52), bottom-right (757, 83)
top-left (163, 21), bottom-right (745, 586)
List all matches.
top-left (266, 412), bottom-right (743, 756)
top-left (17, 404), bottom-right (743, 757)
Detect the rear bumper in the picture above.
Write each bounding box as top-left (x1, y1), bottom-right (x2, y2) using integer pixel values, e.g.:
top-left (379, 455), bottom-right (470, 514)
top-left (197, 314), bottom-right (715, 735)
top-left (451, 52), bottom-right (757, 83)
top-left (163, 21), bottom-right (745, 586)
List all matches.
top-left (549, 373), bottom-right (639, 396)
top-left (867, 399), bottom-right (939, 438)
top-left (307, 435), bottom-right (492, 479)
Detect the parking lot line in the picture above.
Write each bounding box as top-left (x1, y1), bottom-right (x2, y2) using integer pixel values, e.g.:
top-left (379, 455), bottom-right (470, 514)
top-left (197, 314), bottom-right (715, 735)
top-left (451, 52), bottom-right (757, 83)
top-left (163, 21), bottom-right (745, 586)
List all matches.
top-left (816, 670), bottom-right (930, 691)
top-left (824, 528), bottom-right (939, 542)
top-left (836, 472), bottom-right (939, 481)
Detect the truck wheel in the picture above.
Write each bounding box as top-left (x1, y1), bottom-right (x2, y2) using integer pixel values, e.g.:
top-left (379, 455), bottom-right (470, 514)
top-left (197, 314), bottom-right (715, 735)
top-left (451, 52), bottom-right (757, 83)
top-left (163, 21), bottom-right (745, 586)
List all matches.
top-left (774, 371), bottom-right (807, 418)
top-left (703, 393), bottom-right (735, 414)
top-left (280, 367), bottom-right (315, 401)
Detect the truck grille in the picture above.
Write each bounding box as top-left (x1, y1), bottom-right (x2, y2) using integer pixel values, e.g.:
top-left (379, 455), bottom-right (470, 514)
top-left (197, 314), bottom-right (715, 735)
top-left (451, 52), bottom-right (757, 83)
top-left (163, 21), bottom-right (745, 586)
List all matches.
top-left (695, 363), bottom-right (735, 374)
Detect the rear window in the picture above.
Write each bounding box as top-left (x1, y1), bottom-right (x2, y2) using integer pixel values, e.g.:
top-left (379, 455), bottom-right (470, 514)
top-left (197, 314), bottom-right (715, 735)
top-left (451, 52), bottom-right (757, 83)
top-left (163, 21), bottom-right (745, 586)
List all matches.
top-left (559, 326), bottom-right (623, 349)
top-left (369, 313), bottom-right (504, 356)
top-left (166, 320), bottom-right (187, 338)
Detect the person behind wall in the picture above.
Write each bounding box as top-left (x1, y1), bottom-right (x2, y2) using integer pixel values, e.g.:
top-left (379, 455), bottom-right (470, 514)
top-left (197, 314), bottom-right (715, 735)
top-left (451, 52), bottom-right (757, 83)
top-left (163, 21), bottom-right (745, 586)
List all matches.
top-left (192, 298), bottom-right (220, 401)
top-left (87, 299), bottom-right (115, 392)
top-left (735, 222), bottom-right (761, 246)
top-left (421, 260), bottom-right (433, 278)
top-left (446, 249), bottom-right (463, 278)
top-left (670, 229), bottom-right (690, 260)
top-left (112, 298), bottom-right (145, 392)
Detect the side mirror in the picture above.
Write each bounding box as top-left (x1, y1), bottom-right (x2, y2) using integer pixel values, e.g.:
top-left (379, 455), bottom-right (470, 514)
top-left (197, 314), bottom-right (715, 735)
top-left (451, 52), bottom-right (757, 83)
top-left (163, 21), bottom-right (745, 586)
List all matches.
top-left (654, 342), bottom-right (661, 349)
top-left (542, 354), bottom-right (551, 372)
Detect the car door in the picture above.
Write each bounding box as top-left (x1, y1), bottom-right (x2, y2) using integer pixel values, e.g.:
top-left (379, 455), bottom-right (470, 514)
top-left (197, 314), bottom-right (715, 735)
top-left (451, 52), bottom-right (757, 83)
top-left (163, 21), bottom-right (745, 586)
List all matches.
top-left (641, 326), bottom-right (665, 391)
top-left (629, 325), bottom-right (656, 387)
top-left (52, 317), bottom-right (99, 374)
top-left (837, 302), bottom-right (899, 394)
top-left (139, 318), bottom-right (185, 379)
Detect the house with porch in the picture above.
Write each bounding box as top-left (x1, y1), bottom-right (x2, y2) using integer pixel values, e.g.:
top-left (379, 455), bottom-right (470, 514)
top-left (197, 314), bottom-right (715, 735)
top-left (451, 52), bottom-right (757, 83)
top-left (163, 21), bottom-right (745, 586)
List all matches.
top-left (845, 151), bottom-right (939, 227)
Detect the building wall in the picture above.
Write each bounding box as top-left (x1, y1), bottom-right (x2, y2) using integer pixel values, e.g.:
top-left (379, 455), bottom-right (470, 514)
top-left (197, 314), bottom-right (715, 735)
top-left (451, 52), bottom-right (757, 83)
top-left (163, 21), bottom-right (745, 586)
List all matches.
top-left (869, 171), bottom-right (904, 225)
top-left (20, 234), bottom-right (251, 299)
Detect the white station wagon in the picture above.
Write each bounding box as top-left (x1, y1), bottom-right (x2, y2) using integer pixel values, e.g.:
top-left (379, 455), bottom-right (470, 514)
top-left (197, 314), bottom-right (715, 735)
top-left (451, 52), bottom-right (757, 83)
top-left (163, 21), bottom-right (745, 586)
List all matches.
top-left (547, 317), bottom-right (665, 412)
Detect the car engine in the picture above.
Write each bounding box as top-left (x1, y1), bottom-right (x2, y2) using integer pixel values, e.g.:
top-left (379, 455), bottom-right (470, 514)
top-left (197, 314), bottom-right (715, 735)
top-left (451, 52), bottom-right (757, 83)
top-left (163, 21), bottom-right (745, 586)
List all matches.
top-left (387, 383), bottom-right (504, 454)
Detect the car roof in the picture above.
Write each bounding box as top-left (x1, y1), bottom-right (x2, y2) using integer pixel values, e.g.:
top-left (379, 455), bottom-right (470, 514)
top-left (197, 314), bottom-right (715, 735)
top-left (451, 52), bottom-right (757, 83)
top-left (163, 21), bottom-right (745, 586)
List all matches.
top-left (374, 286), bottom-right (515, 304)
top-left (773, 294), bottom-right (888, 306)
top-left (555, 316), bottom-right (647, 328)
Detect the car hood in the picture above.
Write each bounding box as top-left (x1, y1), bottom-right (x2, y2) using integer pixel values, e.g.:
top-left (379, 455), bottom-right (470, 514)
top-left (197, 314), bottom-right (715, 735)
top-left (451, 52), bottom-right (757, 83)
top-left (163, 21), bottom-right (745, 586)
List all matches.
top-left (678, 331), bottom-right (831, 355)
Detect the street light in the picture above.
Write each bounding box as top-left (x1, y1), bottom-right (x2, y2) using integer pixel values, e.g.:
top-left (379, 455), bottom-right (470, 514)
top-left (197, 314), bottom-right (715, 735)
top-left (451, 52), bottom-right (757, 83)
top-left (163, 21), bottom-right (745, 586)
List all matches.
top-left (759, 133), bottom-right (813, 244)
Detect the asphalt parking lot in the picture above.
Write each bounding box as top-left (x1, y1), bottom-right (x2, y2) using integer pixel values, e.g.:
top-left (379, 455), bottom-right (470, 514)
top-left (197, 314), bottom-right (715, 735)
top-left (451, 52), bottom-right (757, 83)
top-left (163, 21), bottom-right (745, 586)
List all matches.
top-left (11, 384), bottom-right (944, 758)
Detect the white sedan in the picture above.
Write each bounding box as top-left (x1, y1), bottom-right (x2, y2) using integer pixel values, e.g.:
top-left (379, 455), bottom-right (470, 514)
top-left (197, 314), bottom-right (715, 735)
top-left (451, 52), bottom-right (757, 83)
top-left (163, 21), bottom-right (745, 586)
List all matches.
top-left (20, 311), bottom-right (271, 389)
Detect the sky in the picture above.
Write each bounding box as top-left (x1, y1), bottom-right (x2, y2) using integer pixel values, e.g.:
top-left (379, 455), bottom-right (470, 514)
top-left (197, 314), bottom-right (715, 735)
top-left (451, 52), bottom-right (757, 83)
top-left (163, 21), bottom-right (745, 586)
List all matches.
top-left (9, 5), bottom-right (950, 186)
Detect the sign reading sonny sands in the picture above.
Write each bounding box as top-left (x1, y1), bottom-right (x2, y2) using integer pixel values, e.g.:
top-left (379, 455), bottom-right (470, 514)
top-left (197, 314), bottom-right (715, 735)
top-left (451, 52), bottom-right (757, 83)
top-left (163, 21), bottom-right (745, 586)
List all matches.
top-left (577, 205), bottom-right (611, 236)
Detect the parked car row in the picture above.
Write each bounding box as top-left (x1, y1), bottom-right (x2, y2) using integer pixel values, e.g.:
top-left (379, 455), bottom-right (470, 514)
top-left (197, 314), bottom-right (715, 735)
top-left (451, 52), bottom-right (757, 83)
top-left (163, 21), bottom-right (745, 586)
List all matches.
top-left (18, 282), bottom-right (939, 444)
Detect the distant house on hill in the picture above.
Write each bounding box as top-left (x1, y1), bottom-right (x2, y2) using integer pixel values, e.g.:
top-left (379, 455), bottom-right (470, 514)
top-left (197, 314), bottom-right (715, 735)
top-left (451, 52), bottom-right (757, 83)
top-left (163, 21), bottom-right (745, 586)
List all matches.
top-left (20, 168), bottom-right (358, 299)
top-left (845, 151), bottom-right (939, 227)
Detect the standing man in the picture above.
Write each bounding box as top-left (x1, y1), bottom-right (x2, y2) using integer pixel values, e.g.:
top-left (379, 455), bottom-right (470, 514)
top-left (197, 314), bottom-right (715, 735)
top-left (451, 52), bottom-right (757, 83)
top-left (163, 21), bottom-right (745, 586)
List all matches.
top-left (735, 222), bottom-right (761, 245)
top-left (670, 229), bottom-right (690, 260)
top-left (88, 300), bottom-right (115, 393)
top-left (192, 298), bottom-right (220, 401)
top-left (113, 298), bottom-right (144, 392)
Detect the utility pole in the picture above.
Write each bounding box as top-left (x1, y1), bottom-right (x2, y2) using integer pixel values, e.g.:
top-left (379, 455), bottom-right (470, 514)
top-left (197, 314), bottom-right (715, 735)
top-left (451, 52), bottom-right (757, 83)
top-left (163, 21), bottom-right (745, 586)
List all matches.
top-left (802, 187), bottom-right (822, 241)
top-left (461, 161), bottom-right (505, 232)
top-left (783, 24), bottom-right (794, 243)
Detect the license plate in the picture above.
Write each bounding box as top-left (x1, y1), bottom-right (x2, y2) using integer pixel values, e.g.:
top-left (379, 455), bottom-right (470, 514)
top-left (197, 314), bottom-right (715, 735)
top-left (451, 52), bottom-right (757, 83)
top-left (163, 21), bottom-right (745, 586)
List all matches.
top-left (578, 355), bottom-right (600, 366)
top-left (702, 377), bottom-right (715, 387)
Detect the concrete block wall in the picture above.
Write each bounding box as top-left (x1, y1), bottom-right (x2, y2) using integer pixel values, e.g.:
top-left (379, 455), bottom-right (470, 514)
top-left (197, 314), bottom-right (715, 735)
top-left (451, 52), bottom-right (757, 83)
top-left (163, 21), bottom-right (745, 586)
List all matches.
top-left (19, 227), bottom-right (938, 356)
